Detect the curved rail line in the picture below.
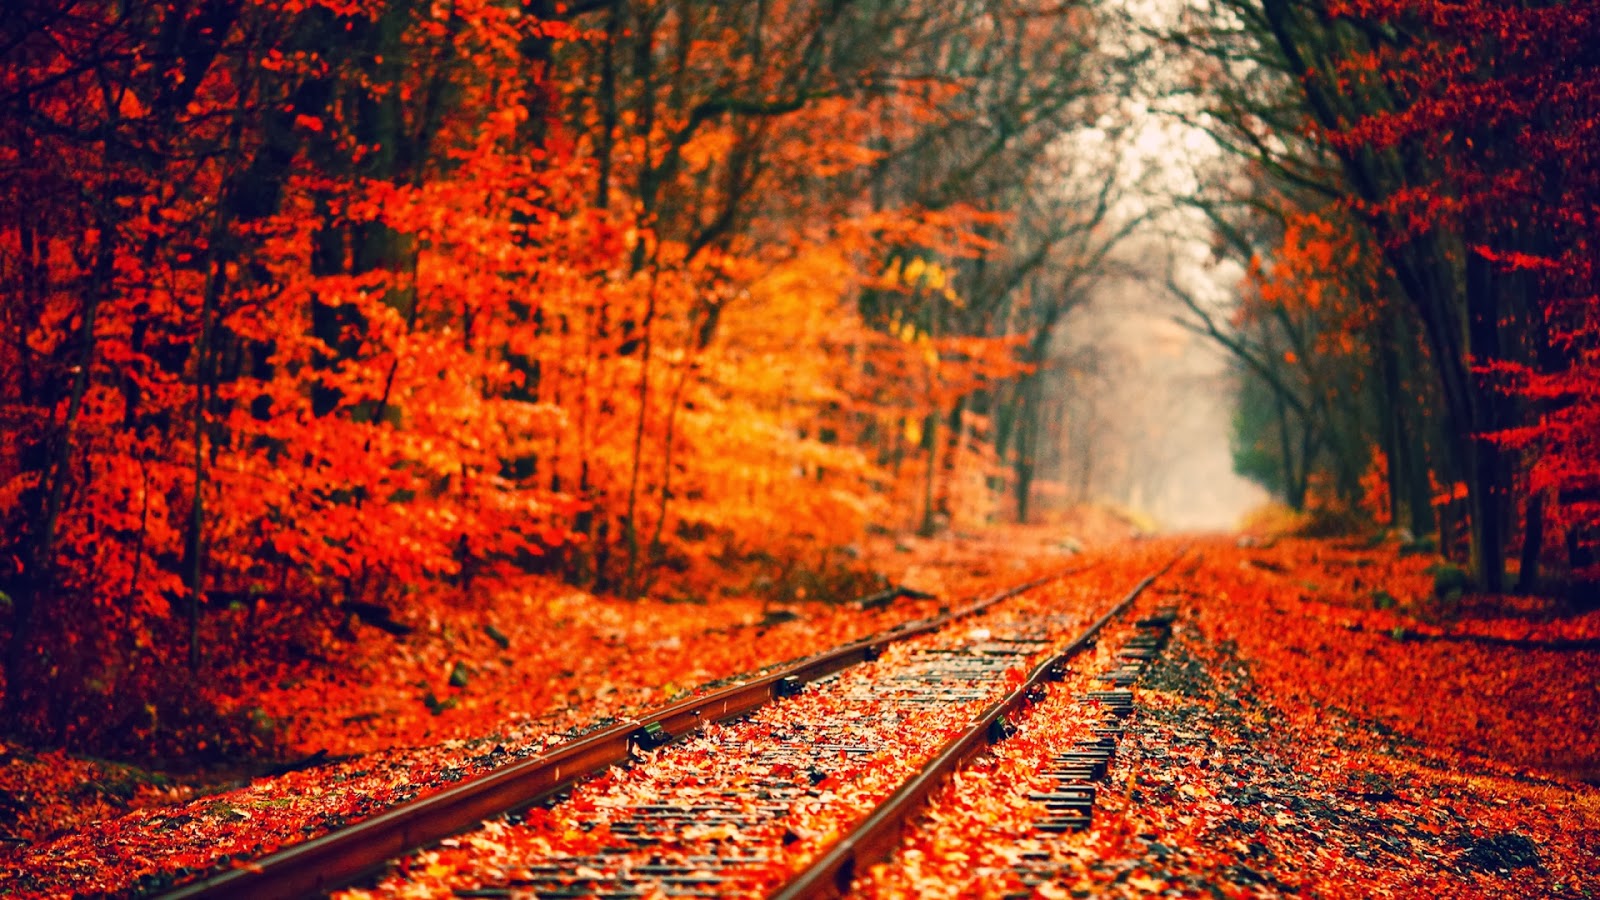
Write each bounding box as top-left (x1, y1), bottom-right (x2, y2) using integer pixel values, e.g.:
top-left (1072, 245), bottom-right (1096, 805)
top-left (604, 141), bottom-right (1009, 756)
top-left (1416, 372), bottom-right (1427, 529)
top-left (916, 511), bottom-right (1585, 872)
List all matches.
top-left (772, 551), bottom-right (1183, 899)
top-left (160, 562), bottom-right (1097, 900)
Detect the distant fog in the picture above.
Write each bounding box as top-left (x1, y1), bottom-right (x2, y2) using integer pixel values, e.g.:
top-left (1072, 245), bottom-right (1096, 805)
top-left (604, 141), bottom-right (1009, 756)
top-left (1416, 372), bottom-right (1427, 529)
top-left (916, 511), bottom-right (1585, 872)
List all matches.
top-left (1036, 270), bottom-right (1269, 533)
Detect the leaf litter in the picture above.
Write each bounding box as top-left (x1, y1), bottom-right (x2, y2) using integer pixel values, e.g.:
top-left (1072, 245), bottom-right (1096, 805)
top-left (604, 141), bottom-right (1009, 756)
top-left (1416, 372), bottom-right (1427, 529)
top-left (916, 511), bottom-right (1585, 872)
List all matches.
top-left (5, 531), bottom-right (1596, 898)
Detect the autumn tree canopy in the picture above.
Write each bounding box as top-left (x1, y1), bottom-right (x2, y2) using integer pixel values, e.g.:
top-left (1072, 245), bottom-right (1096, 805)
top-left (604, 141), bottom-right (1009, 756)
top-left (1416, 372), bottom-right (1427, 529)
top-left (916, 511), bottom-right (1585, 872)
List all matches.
top-left (3, 0), bottom-right (1594, 758)
top-left (1163, 0), bottom-right (1600, 590)
top-left (0, 0), bottom-right (1135, 750)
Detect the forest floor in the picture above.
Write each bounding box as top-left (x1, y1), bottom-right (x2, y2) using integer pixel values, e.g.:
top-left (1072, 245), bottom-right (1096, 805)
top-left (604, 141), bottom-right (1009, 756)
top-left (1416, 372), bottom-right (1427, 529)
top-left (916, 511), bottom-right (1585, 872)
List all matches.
top-left (2, 513), bottom-right (1598, 897)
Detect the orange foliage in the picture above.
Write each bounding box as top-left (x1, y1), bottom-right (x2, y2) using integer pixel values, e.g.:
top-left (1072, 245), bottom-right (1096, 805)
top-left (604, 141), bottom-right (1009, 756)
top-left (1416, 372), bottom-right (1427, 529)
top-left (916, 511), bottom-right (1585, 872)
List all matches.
top-left (857, 537), bottom-right (1600, 898)
top-left (0, 0), bottom-right (1056, 754)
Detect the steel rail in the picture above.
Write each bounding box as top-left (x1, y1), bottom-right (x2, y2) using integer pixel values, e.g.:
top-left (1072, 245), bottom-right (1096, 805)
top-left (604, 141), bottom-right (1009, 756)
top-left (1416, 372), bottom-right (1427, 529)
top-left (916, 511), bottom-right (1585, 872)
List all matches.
top-left (159, 561), bottom-right (1096, 900)
top-left (771, 549), bottom-right (1185, 900)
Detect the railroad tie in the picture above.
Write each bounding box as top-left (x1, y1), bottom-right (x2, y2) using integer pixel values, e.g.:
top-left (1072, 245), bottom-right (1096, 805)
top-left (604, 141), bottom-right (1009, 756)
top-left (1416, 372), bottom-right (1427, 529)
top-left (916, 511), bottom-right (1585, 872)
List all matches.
top-left (1020, 606), bottom-right (1180, 851)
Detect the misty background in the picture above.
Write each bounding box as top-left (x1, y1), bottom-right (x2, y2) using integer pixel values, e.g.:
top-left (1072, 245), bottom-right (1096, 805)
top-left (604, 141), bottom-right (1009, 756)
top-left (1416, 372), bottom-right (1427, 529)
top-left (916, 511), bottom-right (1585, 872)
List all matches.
top-left (1018, 39), bottom-right (1271, 534)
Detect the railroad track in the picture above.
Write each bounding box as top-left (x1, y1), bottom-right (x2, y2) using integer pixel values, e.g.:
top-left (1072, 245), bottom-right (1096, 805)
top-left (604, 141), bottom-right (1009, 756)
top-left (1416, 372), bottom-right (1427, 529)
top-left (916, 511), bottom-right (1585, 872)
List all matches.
top-left (162, 549), bottom-right (1185, 900)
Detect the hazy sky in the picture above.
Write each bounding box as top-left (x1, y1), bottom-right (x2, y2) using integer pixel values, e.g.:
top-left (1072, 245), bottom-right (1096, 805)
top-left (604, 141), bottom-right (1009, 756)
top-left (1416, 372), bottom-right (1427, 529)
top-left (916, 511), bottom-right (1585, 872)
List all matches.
top-left (1037, 3), bottom-right (1273, 532)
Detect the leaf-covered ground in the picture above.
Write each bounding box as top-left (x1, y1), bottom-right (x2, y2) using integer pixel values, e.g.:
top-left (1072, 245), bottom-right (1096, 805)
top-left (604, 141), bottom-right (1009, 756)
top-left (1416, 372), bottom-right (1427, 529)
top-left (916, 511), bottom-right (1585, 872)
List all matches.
top-left (859, 537), bottom-right (1600, 898)
top-left (330, 547), bottom-right (1165, 899)
top-left (3, 526), bottom-right (1597, 897)
top-left (0, 524), bottom-right (1086, 896)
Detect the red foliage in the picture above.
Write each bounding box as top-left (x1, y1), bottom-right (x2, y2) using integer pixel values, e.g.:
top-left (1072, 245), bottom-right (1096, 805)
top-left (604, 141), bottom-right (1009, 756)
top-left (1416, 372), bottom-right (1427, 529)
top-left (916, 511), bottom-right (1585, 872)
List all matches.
top-left (0, 529), bottom-right (1087, 894)
top-left (857, 536), bottom-right (1600, 898)
top-left (1329, 0), bottom-right (1600, 566)
top-left (0, 0), bottom-right (1053, 754)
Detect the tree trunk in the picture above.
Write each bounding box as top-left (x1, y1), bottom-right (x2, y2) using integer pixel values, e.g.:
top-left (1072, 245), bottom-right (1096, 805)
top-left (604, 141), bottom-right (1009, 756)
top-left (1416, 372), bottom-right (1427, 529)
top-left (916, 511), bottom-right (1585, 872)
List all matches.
top-left (4, 212), bottom-right (113, 720)
top-left (1516, 489), bottom-right (1543, 594)
top-left (1275, 394), bottom-right (1305, 510)
top-left (919, 411), bottom-right (941, 537)
top-left (1465, 231), bottom-right (1507, 592)
top-left (1013, 376), bottom-right (1041, 524)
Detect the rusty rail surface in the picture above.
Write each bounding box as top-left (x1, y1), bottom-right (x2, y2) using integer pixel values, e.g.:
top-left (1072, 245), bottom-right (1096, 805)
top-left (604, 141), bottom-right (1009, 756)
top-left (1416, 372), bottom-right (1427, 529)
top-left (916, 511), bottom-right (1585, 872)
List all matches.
top-left (771, 550), bottom-right (1184, 899)
top-left (160, 562), bottom-right (1095, 900)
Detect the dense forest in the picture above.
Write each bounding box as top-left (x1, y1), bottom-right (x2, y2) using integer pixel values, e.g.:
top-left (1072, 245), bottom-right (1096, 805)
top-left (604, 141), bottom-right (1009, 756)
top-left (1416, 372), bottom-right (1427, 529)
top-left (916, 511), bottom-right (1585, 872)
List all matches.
top-left (1161, 0), bottom-right (1600, 591)
top-left (1, 0), bottom-right (1596, 759)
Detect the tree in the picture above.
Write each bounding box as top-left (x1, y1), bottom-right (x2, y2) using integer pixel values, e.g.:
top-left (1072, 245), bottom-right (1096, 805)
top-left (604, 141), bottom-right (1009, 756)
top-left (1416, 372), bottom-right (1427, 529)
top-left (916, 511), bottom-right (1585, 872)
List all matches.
top-left (0, 0), bottom-right (1146, 752)
top-left (1159, 0), bottom-right (1600, 588)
